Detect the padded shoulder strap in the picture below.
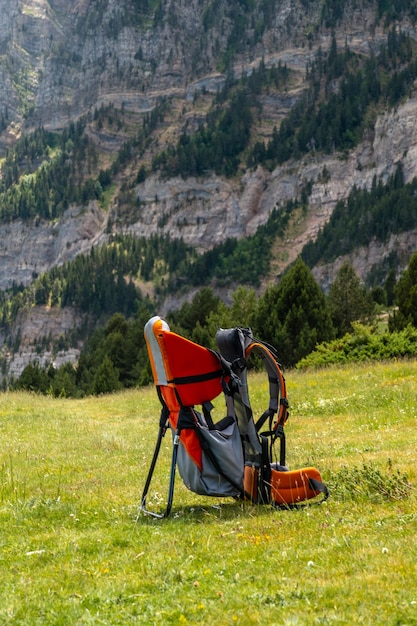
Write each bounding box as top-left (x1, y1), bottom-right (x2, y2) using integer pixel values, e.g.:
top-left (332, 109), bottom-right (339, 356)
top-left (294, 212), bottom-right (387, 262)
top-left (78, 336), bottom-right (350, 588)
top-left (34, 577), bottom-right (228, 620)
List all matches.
top-left (215, 327), bottom-right (261, 459)
top-left (215, 327), bottom-right (289, 428)
top-left (244, 337), bottom-right (289, 431)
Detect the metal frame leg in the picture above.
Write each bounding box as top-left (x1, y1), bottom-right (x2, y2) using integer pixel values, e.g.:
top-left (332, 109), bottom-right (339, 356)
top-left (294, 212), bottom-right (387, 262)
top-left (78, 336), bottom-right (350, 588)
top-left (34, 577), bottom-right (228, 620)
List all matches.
top-left (140, 425), bottom-right (179, 519)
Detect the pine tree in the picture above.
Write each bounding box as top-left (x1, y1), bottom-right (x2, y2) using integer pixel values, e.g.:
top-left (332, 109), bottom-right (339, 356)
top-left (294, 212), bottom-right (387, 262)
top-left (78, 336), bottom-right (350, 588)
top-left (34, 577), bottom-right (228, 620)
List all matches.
top-left (255, 258), bottom-right (334, 366)
top-left (92, 355), bottom-right (122, 395)
top-left (329, 262), bottom-right (375, 336)
top-left (390, 251), bottom-right (417, 329)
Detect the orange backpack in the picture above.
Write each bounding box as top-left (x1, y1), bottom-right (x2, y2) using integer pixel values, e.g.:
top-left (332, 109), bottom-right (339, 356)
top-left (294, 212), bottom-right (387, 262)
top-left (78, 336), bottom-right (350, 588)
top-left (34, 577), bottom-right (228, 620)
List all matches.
top-left (141, 316), bottom-right (328, 517)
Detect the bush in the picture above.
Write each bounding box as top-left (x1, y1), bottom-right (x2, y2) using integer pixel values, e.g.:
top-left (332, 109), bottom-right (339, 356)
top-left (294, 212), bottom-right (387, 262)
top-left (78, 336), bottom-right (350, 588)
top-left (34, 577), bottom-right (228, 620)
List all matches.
top-left (327, 462), bottom-right (411, 502)
top-left (296, 324), bottom-right (417, 369)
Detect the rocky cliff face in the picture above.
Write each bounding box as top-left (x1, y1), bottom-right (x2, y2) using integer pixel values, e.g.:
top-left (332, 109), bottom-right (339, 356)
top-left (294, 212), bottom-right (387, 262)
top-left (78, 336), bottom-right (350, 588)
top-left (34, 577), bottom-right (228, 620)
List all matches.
top-left (4, 88), bottom-right (417, 293)
top-left (113, 90), bottom-right (417, 297)
top-left (1, 1), bottom-right (385, 136)
top-left (0, 203), bottom-right (107, 290)
top-left (1, 1), bottom-right (417, 379)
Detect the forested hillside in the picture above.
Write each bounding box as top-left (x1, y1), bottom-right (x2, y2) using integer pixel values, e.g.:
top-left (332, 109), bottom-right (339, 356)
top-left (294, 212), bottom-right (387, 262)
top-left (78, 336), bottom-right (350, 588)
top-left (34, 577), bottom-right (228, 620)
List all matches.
top-left (1, 0), bottom-right (417, 386)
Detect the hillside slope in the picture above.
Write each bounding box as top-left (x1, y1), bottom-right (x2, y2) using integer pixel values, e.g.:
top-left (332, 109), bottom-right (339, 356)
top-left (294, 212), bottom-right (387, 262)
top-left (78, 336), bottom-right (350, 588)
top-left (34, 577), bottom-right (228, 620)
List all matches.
top-left (1, 0), bottom-right (417, 377)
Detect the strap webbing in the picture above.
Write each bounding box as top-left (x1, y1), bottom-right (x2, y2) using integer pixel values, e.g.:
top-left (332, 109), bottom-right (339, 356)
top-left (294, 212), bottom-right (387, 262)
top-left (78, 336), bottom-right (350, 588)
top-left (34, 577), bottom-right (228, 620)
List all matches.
top-left (168, 368), bottom-right (224, 386)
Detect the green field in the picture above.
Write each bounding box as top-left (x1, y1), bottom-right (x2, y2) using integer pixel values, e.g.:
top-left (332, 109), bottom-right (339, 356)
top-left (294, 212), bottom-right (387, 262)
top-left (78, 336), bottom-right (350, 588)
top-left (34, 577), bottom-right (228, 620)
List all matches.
top-left (1, 360), bottom-right (416, 625)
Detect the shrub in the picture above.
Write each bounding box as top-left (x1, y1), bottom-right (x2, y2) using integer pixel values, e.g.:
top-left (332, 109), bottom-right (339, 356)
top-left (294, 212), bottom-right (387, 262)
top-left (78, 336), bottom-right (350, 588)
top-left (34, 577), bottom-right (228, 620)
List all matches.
top-left (296, 324), bottom-right (417, 369)
top-left (327, 462), bottom-right (412, 503)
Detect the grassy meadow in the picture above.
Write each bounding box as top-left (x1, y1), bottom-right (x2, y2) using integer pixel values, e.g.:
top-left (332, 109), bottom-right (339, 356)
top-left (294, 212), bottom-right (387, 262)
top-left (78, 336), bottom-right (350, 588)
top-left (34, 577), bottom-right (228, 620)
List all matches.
top-left (0, 359), bottom-right (416, 625)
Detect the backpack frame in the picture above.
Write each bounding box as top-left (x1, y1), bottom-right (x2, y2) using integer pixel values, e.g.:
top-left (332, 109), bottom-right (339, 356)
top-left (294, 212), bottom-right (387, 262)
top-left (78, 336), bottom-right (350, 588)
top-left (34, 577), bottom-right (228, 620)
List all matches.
top-left (141, 316), bottom-right (328, 518)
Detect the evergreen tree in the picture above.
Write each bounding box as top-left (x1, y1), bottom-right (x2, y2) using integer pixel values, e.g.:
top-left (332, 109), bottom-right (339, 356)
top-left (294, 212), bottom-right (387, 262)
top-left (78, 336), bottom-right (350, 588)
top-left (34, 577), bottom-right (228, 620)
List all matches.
top-left (51, 363), bottom-right (78, 398)
top-left (254, 258), bottom-right (334, 366)
top-left (14, 362), bottom-right (50, 394)
top-left (92, 355), bottom-right (122, 395)
top-left (169, 287), bottom-right (222, 341)
top-left (390, 250), bottom-right (417, 330)
top-left (385, 269), bottom-right (397, 307)
top-left (205, 286), bottom-right (259, 347)
top-left (328, 262), bottom-right (375, 336)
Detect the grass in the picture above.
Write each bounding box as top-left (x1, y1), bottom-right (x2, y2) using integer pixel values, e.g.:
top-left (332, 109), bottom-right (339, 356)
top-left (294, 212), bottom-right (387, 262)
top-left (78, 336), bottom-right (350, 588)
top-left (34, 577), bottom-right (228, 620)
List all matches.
top-left (98, 183), bottom-right (117, 212)
top-left (1, 360), bottom-right (416, 624)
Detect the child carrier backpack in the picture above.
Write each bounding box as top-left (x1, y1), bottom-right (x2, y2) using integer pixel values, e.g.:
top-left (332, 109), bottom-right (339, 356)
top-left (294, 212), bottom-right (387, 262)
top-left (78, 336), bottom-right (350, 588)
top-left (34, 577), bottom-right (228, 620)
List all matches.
top-left (141, 316), bottom-right (328, 518)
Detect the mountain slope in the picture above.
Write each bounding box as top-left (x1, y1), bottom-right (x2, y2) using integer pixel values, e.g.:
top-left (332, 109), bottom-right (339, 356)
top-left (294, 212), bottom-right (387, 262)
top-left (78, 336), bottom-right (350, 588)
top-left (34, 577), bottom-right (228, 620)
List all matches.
top-left (1, 0), bottom-right (417, 379)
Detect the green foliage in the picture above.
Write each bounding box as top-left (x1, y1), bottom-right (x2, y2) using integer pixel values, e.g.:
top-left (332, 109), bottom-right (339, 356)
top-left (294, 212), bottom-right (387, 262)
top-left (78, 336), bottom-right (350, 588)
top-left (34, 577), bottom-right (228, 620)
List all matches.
top-left (296, 324), bottom-right (417, 369)
top-left (49, 362), bottom-right (79, 398)
top-left (8, 235), bottom-right (417, 397)
top-left (14, 362), bottom-right (51, 394)
top-left (0, 122), bottom-right (100, 223)
top-left (75, 0), bottom-right (156, 35)
top-left (105, 100), bottom-right (169, 185)
top-left (91, 355), bottom-right (123, 395)
top-left (153, 88), bottom-right (253, 178)
top-left (203, 0), bottom-right (279, 60)
top-left (377, 0), bottom-right (417, 23)
top-left (302, 165), bottom-right (417, 267)
top-left (15, 258), bottom-right (337, 395)
top-left (14, 305), bottom-right (153, 397)
top-left (0, 234), bottom-right (194, 329)
top-left (327, 462), bottom-right (412, 502)
top-left (167, 287), bottom-right (222, 346)
top-left (10, 259), bottom-right (337, 395)
top-left (152, 61), bottom-right (290, 179)
top-left (208, 285), bottom-right (258, 335)
top-left (0, 99), bottom-right (167, 225)
top-left (250, 30), bottom-right (417, 169)
top-left (389, 250), bottom-right (417, 330)
top-left (321, 0), bottom-right (345, 28)
top-left (171, 200), bottom-right (296, 289)
top-left (163, 285), bottom-right (260, 350)
top-left (329, 262), bottom-right (375, 337)
top-left (14, 361), bottom-right (79, 398)
top-left (366, 255), bottom-right (398, 306)
top-left (254, 259), bottom-right (335, 367)
top-left (169, 260), bottom-right (334, 366)
top-left (0, 199), bottom-right (295, 342)
top-left (76, 307), bottom-right (153, 395)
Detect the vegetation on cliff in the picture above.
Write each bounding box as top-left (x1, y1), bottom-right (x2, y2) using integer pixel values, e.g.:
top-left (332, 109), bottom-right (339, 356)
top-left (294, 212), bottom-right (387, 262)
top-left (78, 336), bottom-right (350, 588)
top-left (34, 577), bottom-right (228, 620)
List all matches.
top-left (2, 1), bottom-right (417, 393)
top-left (11, 250), bottom-right (417, 397)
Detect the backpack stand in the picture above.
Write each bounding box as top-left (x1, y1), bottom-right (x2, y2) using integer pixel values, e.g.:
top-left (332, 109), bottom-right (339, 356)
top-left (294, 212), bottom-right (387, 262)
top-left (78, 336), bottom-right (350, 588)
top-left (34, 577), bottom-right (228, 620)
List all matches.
top-left (140, 404), bottom-right (176, 519)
